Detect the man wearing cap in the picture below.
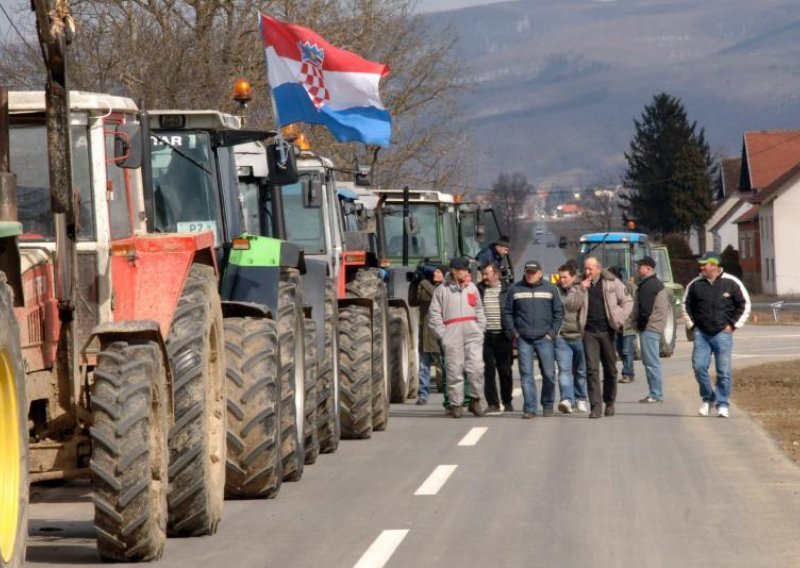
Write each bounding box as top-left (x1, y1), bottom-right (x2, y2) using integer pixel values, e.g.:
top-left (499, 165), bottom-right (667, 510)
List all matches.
top-left (476, 236), bottom-right (511, 281)
top-left (633, 256), bottom-right (670, 403)
top-left (565, 256), bottom-right (633, 418)
top-left (504, 260), bottom-right (563, 418)
top-left (682, 251), bottom-right (751, 418)
top-left (428, 257), bottom-right (487, 418)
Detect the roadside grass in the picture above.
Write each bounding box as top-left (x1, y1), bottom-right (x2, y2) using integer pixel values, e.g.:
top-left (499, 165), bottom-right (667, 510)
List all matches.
top-left (735, 360), bottom-right (800, 463)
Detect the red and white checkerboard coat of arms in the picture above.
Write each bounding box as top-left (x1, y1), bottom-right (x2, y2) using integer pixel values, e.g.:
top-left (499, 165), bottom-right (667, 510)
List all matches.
top-left (298, 41), bottom-right (329, 110)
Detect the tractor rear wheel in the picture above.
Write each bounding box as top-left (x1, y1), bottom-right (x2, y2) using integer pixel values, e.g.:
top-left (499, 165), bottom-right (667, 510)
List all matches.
top-left (660, 291), bottom-right (677, 357)
top-left (0, 276), bottom-right (27, 568)
top-left (91, 341), bottom-right (169, 562)
top-left (165, 264), bottom-right (226, 537)
top-left (277, 270), bottom-right (305, 482)
top-left (388, 306), bottom-right (411, 403)
top-left (303, 318), bottom-right (319, 465)
top-left (223, 318), bottom-right (281, 499)
top-left (338, 304), bottom-right (373, 439)
top-left (346, 269), bottom-right (389, 431)
top-left (317, 280), bottom-right (340, 454)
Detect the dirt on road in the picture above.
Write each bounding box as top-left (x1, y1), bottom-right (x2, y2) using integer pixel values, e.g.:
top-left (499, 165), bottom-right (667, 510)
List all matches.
top-left (735, 359), bottom-right (800, 463)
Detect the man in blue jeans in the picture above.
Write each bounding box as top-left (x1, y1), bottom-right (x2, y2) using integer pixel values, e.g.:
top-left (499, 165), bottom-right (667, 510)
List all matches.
top-left (632, 256), bottom-right (669, 403)
top-left (503, 260), bottom-right (563, 418)
top-left (555, 263), bottom-right (588, 413)
top-left (682, 252), bottom-right (751, 418)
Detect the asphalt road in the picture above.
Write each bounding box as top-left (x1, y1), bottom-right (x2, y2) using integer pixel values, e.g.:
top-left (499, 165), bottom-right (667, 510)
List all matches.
top-left (25, 324), bottom-right (800, 567)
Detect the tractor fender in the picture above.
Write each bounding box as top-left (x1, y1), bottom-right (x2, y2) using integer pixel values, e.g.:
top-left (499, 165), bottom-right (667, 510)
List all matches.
top-left (221, 300), bottom-right (273, 320)
top-left (84, 320), bottom-right (174, 421)
top-left (384, 265), bottom-right (414, 303)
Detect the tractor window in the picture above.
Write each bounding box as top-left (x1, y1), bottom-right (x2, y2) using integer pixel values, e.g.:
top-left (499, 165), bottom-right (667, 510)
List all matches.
top-left (278, 175), bottom-right (325, 253)
top-left (458, 209), bottom-right (481, 257)
top-left (105, 120), bottom-right (133, 239)
top-left (239, 178), bottom-right (261, 235)
top-left (442, 207), bottom-right (458, 261)
top-left (382, 203), bottom-right (440, 259)
top-left (150, 131), bottom-right (222, 245)
top-left (10, 122), bottom-right (95, 241)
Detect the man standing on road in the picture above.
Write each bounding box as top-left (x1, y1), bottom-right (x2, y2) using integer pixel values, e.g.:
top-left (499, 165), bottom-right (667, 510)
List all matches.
top-left (409, 265), bottom-right (447, 405)
top-left (633, 256), bottom-right (670, 404)
top-left (478, 263), bottom-right (514, 413)
top-left (682, 251), bottom-right (751, 418)
top-left (429, 257), bottom-right (487, 418)
top-left (504, 260), bottom-right (563, 419)
top-left (566, 257), bottom-right (633, 418)
top-left (555, 263), bottom-right (589, 413)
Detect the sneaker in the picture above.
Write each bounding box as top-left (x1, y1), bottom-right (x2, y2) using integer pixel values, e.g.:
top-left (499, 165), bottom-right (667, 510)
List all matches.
top-left (504, 402), bottom-right (514, 412)
top-left (618, 375), bottom-right (635, 384)
top-left (639, 396), bottom-right (662, 404)
top-left (451, 406), bottom-right (464, 418)
top-left (416, 398), bottom-right (428, 406)
top-left (558, 399), bottom-right (573, 414)
top-left (542, 406), bottom-right (554, 417)
top-left (698, 402), bottom-right (710, 416)
top-left (576, 400), bottom-right (589, 413)
top-left (469, 399), bottom-right (486, 417)
top-left (604, 404), bottom-right (615, 417)
top-left (717, 405), bottom-right (729, 418)
top-left (521, 412), bottom-right (536, 419)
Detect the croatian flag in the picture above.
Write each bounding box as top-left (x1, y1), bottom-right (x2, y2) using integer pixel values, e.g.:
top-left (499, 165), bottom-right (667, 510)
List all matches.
top-left (259, 13), bottom-right (392, 147)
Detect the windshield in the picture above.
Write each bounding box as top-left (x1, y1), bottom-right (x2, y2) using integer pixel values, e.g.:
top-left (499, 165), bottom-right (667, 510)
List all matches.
top-left (11, 122), bottom-right (94, 240)
top-left (151, 131), bottom-right (222, 245)
top-left (578, 241), bottom-right (648, 281)
top-left (382, 203), bottom-right (440, 259)
top-left (273, 174), bottom-right (326, 253)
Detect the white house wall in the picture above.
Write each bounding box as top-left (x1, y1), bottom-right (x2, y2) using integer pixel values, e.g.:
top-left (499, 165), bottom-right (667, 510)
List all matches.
top-left (773, 179), bottom-right (800, 295)
top-left (759, 203), bottom-right (776, 295)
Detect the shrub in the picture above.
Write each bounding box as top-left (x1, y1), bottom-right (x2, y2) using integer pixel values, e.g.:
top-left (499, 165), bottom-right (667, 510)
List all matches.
top-left (660, 233), bottom-right (693, 259)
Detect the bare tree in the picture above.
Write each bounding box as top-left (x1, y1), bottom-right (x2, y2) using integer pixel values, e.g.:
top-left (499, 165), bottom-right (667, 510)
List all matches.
top-left (0, 0), bottom-right (468, 190)
top-left (581, 185), bottom-right (622, 232)
top-left (489, 172), bottom-right (532, 239)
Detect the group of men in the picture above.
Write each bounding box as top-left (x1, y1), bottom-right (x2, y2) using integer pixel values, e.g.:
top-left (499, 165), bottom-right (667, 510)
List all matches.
top-left (412, 236), bottom-right (751, 421)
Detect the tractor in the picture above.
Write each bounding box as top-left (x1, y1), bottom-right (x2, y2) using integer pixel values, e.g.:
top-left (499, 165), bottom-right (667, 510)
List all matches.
top-left (251, 141), bottom-right (390, 439)
top-left (3, 84), bottom-right (228, 563)
top-left (146, 109), bottom-right (325, 498)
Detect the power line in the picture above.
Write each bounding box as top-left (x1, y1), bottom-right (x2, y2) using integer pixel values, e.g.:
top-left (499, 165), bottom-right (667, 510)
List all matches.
top-left (0, 3), bottom-right (38, 57)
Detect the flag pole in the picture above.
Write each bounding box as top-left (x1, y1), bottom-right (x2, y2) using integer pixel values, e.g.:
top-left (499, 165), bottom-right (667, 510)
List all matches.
top-left (259, 13), bottom-right (289, 166)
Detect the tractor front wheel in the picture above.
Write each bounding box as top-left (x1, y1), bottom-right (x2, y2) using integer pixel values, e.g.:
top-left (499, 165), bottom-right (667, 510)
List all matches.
top-left (223, 318), bottom-right (282, 499)
top-left (0, 276), bottom-right (27, 568)
top-left (317, 280), bottom-right (340, 454)
top-left (303, 318), bottom-right (319, 465)
top-left (91, 341), bottom-right (169, 562)
top-left (166, 264), bottom-right (226, 537)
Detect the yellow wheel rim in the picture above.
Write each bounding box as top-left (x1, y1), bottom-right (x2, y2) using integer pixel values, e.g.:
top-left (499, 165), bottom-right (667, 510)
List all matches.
top-left (0, 348), bottom-right (21, 564)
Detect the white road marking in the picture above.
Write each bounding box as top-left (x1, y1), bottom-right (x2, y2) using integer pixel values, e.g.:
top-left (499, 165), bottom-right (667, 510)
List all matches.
top-left (354, 529), bottom-right (409, 568)
top-left (512, 387), bottom-right (522, 398)
top-left (733, 353), bottom-right (800, 359)
top-left (458, 427), bottom-right (488, 446)
top-left (414, 465), bottom-right (458, 496)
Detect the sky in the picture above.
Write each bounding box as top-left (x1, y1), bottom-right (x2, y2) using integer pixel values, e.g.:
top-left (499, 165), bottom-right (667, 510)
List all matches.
top-left (414, 0), bottom-right (509, 13)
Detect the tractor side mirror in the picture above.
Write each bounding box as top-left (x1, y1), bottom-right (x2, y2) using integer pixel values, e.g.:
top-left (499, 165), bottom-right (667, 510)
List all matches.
top-left (266, 142), bottom-right (298, 186)
top-left (114, 124), bottom-right (142, 169)
top-left (405, 214), bottom-right (420, 236)
top-left (302, 177), bottom-right (323, 208)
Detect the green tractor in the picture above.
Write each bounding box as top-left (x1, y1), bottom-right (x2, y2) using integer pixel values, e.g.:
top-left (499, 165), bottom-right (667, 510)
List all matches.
top-left (147, 110), bottom-right (328, 501)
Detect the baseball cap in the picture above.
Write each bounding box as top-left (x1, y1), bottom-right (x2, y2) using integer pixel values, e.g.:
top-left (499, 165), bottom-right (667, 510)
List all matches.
top-left (524, 260), bottom-right (542, 272)
top-left (494, 236), bottom-right (511, 248)
top-left (449, 256), bottom-right (470, 270)
top-left (637, 256), bottom-right (656, 268)
top-left (697, 251), bottom-right (720, 265)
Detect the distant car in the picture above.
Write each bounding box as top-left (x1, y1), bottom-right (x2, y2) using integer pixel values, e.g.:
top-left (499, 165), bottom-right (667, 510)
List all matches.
top-left (546, 240), bottom-right (556, 248)
top-left (535, 228), bottom-right (544, 235)
top-left (558, 236), bottom-right (568, 248)
top-left (533, 237), bottom-right (541, 244)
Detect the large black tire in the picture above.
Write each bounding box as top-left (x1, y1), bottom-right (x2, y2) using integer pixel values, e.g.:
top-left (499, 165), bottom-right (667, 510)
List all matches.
top-left (223, 318), bottom-right (282, 499)
top-left (0, 275), bottom-right (27, 568)
top-left (338, 304), bottom-right (373, 439)
top-left (165, 264), bottom-right (226, 537)
top-left (303, 318), bottom-right (319, 465)
top-left (346, 269), bottom-right (389, 431)
top-left (277, 270), bottom-right (305, 482)
top-left (91, 341), bottom-right (169, 562)
top-left (660, 291), bottom-right (678, 357)
top-left (388, 306), bottom-right (411, 403)
top-left (317, 280), bottom-right (340, 454)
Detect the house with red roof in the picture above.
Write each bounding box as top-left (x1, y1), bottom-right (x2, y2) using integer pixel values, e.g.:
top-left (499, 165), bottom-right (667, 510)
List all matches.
top-left (733, 130), bottom-right (800, 294)
top-left (703, 157), bottom-right (749, 255)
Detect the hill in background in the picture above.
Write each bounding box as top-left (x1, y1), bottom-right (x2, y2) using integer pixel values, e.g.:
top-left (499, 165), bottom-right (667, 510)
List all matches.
top-left (425, 0), bottom-right (800, 189)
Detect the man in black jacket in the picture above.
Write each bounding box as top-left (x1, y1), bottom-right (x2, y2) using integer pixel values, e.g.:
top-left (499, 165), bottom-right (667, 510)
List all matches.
top-left (682, 251), bottom-right (751, 418)
top-left (478, 263), bottom-right (513, 413)
top-left (504, 260), bottom-right (563, 418)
